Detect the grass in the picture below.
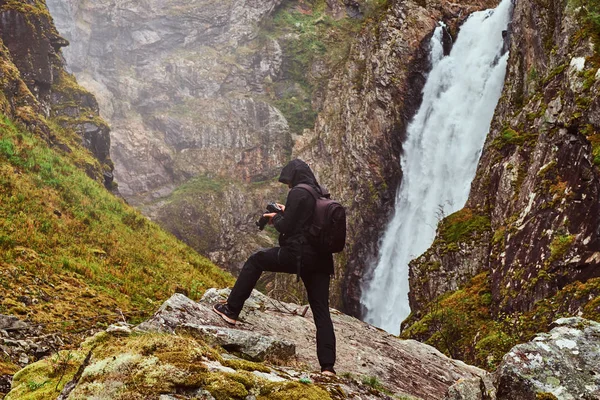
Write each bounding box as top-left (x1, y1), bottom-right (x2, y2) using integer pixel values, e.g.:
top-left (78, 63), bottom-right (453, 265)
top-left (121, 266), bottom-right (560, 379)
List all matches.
top-left (402, 270), bottom-right (600, 370)
top-left (0, 113), bottom-right (233, 338)
top-left (548, 234), bottom-right (575, 263)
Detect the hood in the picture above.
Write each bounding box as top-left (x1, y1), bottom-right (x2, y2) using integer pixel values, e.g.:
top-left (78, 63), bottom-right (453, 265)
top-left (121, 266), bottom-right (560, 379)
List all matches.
top-left (278, 159), bottom-right (319, 188)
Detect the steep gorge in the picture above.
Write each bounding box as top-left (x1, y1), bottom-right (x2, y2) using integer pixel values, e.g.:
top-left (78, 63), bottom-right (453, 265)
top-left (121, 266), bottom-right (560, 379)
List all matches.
top-left (46, 0), bottom-right (498, 311)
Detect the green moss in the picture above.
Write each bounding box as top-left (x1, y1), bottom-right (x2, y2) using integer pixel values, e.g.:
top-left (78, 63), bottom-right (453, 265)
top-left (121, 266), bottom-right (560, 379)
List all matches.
top-left (585, 126), bottom-right (600, 166)
top-left (543, 64), bottom-right (568, 85)
top-left (7, 351), bottom-right (85, 400)
top-left (548, 234), bottom-right (575, 263)
top-left (258, 0), bottom-right (367, 134)
top-left (492, 127), bottom-right (536, 150)
top-left (536, 392), bottom-right (559, 400)
top-left (223, 358), bottom-right (271, 373)
top-left (571, 0), bottom-right (600, 52)
top-left (6, 331), bottom-right (339, 400)
top-left (259, 381), bottom-right (332, 399)
top-left (437, 208), bottom-right (491, 247)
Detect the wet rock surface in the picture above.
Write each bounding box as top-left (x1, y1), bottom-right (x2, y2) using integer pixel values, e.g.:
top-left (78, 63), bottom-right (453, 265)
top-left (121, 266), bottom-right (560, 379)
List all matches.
top-left (495, 317), bottom-right (600, 400)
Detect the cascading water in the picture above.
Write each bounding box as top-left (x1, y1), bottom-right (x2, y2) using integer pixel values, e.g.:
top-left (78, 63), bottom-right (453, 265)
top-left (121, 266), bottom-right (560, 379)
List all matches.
top-left (361, 0), bottom-right (513, 335)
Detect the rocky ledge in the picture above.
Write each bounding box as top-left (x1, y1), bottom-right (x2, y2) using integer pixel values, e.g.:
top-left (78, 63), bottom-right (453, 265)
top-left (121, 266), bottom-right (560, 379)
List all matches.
top-left (4, 292), bottom-right (599, 400)
top-left (4, 289), bottom-right (490, 400)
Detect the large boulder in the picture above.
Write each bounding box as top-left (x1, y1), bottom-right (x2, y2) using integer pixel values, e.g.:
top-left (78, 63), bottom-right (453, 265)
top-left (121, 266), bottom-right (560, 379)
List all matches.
top-left (136, 289), bottom-right (490, 399)
top-left (495, 317), bottom-right (600, 400)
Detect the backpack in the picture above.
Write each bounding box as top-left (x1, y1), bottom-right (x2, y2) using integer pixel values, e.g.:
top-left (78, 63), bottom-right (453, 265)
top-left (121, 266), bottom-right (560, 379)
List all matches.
top-left (296, 184), bottom-right (346, 253)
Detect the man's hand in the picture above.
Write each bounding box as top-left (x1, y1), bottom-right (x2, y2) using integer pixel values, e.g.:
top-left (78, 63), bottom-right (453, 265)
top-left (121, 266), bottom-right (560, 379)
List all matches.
top-left (263, 212), bottom-right (277, 225)
top-left (276, 203), bottom-right (286, 212)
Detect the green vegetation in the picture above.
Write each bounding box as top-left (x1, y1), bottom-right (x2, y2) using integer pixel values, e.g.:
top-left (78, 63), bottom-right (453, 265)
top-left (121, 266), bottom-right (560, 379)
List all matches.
top-left (548, 234), bottom-right (575, 263)
top-left (361, 375), bottom-right (393, 395)
top-left (583, 124), bottom-right (600, 166)
top-left (543, 64), bottom-right (568, 85)
top-left (403, 269), bottom-right (600, 370)
top-left (0, 113), bottom-right (232, 336)
top-left (571, 0), bottom-right (600, 51)
top-left (6, 331), bottom-right (334, 400)
top-left (436, 208), bottom-right (491, 251)
top-left (402, 273), bottom-right (517, 368)
top-left (259, 0), bottom-right (374, 133)
top-left (492, 127), bottom-right (537, 150)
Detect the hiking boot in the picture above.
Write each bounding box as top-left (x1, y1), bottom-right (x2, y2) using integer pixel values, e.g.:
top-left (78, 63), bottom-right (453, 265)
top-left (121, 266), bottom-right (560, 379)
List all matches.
top-left (321, 366), bottom-right (336, 376)
top-left (213, 303), bottom-right (238, 325)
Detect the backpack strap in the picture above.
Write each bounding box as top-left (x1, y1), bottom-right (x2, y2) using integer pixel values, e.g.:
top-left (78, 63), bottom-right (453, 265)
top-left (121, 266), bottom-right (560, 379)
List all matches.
top-left (296, 183), bottom-right (320, 200)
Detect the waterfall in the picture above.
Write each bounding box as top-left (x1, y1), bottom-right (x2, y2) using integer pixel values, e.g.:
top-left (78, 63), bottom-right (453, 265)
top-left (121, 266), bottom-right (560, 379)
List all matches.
top-left (361, 0), bottom-right (513, 335)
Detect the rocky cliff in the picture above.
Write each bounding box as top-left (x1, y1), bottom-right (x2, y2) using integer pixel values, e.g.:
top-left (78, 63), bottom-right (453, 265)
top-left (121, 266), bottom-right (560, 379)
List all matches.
top-left (403, 0), bottom-right (600, 369)
top-left (0, 0), bottom-right (113, 188)
top-left (294, 0), bottom-right (499, 312)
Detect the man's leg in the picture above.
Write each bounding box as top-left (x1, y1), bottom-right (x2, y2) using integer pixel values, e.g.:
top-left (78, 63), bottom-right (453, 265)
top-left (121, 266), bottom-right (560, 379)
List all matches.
top-left (302, 272), bottom-right (336, 372)
top-left (227, 247), bottom-right (295, 316)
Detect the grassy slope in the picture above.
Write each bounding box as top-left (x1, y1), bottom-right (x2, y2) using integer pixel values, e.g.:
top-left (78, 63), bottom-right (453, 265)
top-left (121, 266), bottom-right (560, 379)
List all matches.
top-left (0, 114), bottom-right (233, 337)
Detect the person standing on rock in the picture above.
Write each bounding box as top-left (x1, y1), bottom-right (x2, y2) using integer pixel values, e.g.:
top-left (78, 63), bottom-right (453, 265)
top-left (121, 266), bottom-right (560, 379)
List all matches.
top-left (213, 159), bottom-right (337, 376)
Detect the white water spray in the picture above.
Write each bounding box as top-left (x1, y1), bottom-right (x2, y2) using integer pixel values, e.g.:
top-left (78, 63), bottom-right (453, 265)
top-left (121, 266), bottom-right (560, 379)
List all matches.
top-left (361, 0), bottom-right (513, 335)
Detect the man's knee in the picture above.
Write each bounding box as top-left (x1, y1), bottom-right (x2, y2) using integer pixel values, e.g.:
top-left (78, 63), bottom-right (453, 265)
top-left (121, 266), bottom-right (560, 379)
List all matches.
top-left (244, 251), bottom-right (268, 272)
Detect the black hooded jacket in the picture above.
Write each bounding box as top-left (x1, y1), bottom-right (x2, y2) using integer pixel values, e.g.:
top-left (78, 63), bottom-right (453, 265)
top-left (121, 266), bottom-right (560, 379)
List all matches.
top-left (272, 159), bottom-right (334, 275)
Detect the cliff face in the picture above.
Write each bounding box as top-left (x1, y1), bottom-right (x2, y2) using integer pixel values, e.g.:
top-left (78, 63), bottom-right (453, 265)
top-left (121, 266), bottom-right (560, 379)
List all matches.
top-left (46, 0), bottom-right (289, 195)
top-left (403, 0), bottom-right (600, 368)
top-left (0, 0), bottom-right (113, 188)
top-left (45, 0), bottom-right (353, 272)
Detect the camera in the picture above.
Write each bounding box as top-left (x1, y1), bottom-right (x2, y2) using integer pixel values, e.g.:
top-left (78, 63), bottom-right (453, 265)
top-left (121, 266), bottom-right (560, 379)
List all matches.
top-left (256, 203), bottom-right (283, 230)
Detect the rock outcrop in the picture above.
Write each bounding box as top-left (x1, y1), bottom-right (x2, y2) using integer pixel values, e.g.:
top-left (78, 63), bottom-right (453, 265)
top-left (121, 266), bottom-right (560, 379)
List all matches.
top-left (292, 0), bottom-right (499, 312)
top-left (404, 0), bottom-right (600, 370)
top-left (496, 317), bottom-right (600, 400)
top-left (5, 289), bottom-right (492, 400)
top-left (0, 0), bottom-right (114, 188)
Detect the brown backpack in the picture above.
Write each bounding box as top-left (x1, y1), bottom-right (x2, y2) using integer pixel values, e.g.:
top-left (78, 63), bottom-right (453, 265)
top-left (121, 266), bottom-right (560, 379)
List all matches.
top-left (296, 184), bottom-right (347, 253)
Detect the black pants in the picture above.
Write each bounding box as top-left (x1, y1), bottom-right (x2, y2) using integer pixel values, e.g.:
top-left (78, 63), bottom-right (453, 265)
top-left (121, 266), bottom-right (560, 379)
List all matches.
top-left (227, 247), bottom-right (336, 369)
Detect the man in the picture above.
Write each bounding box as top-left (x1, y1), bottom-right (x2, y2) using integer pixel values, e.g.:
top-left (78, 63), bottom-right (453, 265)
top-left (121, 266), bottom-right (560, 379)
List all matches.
top-left (213, 159), bottom-right (337, 376)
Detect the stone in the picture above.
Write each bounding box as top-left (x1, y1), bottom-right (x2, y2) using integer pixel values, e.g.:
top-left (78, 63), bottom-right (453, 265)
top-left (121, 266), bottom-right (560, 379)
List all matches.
top-left (444, 376), bottom-right (496, 400)
top-left (181, 323), bottom-right (295, 362)
top-left (134, 290), bottom-right (489, 399)
top-left (495, 317), bottom-right (600, 400)
top-left (106, 322), bottom-right (133, 337)
top-left (0, 315), bottom-right (28, 332)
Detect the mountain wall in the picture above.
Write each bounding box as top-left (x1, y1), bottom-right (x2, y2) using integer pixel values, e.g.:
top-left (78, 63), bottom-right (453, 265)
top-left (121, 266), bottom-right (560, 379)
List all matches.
top-left (402, 0), bottom-right (600, 369)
